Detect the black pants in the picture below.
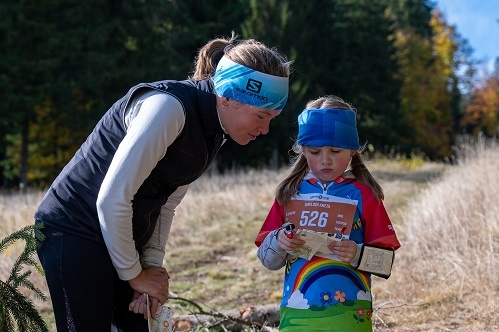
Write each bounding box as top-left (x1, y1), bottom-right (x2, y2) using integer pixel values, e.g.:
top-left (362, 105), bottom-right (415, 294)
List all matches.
top-left (36, 223), bottom-right (147, 332)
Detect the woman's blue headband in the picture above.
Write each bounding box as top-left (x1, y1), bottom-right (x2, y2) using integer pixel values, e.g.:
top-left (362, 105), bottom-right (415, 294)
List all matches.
top-left (297, 108), bottom-right (360, 150)
top-left (212, 56), bottom-right (289, 110)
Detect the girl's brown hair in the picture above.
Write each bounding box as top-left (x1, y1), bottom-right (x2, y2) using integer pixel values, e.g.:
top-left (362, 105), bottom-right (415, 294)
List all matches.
top-left (275, 95), bottom-right (384, 206)
top-left (190, 31), bottom-right (291, 80)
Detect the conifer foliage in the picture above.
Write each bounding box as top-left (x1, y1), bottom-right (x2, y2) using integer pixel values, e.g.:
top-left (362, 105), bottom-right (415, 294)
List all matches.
top-left (0, 223), bottom-right (48, 332)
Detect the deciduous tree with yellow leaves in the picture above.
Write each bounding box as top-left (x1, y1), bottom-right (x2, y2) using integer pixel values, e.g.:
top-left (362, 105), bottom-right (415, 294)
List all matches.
top-left (461, 62), bottom-right (499, 136)
top-left (394, 9), bottom-right (464, 159)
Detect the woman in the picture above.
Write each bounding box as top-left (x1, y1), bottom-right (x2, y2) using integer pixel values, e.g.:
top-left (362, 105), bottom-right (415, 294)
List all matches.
top-left (35, 32), bottom-right (291, 332)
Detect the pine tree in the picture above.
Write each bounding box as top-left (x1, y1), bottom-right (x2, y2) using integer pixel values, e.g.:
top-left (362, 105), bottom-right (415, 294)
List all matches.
top-left (0, 223), bottom-right (48, 332)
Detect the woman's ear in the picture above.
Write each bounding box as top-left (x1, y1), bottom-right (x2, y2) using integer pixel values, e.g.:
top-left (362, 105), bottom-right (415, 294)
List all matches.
top-left (216, 95), bottom-right (230, 110)
top-left (219, 98), bottom-right (230, 110)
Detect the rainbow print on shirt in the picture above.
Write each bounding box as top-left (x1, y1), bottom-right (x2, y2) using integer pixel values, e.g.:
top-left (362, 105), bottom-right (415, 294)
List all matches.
top-left (279, 257), bottom-right (374, 331)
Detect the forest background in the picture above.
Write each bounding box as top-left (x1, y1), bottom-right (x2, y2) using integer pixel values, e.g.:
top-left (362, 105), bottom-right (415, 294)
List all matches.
top-left (1, 0), bottom-right (498, 190)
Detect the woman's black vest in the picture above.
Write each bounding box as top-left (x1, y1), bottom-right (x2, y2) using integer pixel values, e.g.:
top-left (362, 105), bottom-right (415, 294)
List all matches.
top-left (35, 79), bottom-right (225, 249)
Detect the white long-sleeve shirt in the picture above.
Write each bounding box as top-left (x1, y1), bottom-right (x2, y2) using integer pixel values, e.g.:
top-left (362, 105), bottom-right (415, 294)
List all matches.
top-left (96, 90), bottom-right (187, 280)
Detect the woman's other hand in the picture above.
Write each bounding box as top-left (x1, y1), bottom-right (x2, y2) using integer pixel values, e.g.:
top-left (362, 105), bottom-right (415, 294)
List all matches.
top-left (128, 266), bottom-right (170, 305)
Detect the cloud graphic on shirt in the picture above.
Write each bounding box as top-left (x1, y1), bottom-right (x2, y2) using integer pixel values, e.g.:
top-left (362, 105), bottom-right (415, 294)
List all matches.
top-left (286, 290), bottom-right (310, 309)
top-left (357, 290), bottom-right (371, 301)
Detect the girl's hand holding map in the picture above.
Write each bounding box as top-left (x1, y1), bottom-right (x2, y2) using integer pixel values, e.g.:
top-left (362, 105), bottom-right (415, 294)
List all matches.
top-left (277, 226), bottom-right (305, 251)
top-left (327, 239), bottom-right (358, 263)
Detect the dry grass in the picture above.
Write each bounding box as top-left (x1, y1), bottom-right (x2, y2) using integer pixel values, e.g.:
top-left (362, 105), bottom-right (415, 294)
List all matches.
top-left (0, 142), bottom-right (497, 331)
top-left (374, 142), bottom-right (499, 332)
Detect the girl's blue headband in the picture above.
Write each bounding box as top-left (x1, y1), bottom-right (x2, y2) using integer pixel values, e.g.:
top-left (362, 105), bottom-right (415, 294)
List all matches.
top-left (212, 56), bottom-right (289, 110)
top-left (297, 108), bottom-right (360, 150)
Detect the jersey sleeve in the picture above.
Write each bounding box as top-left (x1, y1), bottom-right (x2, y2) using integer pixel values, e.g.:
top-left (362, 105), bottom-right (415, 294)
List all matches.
top-left (359, 186), bottom-right (401, 250)
top-left (255, 199), bottom-right (286, 247)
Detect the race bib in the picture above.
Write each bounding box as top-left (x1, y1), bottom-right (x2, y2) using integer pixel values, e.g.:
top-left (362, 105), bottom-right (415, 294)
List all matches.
top-left (285, 194), bottom-right (357, 237)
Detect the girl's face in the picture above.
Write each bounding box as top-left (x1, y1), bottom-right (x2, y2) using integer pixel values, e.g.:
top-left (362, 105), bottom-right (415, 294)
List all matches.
top-left (218, 98), bottom-right (280, 145)
top-left (303, 146), bottom-right (352, 183)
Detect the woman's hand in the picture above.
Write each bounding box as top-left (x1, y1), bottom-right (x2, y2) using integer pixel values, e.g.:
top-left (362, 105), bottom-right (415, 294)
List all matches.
top-left (128, 266), bottom-right (170, 305)
top-left (327, 239), bottom-right (358, 263)
top-left (128, 292), bottom-right (163, 320)
top-left (129, 292), bottom-right (148, 319)
top-left (147, 295), bottom-right (161, 320)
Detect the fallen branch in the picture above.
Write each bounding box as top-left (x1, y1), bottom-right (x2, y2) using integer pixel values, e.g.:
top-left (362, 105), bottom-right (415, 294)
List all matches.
top-left (169, 295), bottom-right (279, 331)
top-left (169, 295), bottom-right (431, 331)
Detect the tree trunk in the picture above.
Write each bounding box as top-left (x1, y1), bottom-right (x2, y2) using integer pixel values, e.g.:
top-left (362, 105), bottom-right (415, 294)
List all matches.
top-left (20, 116), bottom-right (29, 193)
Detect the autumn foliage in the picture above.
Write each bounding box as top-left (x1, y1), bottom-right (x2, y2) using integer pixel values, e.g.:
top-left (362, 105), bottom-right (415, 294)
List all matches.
top-left (461, 68), bottom-right (499, 136)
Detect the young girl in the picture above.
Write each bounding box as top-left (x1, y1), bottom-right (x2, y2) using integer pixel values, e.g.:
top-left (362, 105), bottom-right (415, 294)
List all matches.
top-left (255, 95), bottom-right (401, 331)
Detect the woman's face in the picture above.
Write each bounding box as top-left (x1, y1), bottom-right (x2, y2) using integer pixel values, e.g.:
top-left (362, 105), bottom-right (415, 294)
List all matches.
top-left (218, 98), bottom-right (281, 145)
top-left (303, 146), bottom-right (352, 183)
